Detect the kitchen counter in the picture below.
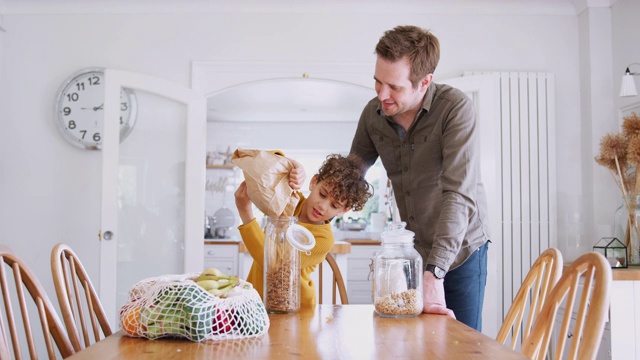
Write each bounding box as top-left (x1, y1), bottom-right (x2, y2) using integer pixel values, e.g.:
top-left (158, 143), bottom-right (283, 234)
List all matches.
top-left (204, 239), bottom-right (240, 246)
top-left (341, 239), bottom-right (381, 246)
top-left (562, 263), bottom-right (640, 281)
top-left (237, 240), bottom-right (352, 254)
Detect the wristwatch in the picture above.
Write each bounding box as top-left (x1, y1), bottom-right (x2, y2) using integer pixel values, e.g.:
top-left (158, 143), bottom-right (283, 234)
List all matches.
top-left (426, 264), bottom-right (446, 279)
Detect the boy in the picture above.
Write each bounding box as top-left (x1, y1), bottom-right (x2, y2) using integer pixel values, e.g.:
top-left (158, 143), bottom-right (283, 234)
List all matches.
top-left (234, 153), bottom-right (373, 307)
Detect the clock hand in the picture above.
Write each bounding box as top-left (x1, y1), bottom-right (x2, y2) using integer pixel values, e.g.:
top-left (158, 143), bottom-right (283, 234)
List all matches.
top-left (93, 104), bottom-right (104, 111)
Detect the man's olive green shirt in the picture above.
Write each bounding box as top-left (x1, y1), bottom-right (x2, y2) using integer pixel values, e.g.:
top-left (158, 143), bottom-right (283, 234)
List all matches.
top-left (350, 82), bottom-right (491, 272)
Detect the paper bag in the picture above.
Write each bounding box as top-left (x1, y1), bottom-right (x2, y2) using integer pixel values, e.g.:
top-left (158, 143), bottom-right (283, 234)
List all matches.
top-left (231, 149), bottom-right (300, 217)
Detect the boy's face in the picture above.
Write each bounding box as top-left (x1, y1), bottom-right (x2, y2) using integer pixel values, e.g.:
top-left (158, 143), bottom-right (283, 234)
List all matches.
top-left (302, 175), bottom-right (348, 224)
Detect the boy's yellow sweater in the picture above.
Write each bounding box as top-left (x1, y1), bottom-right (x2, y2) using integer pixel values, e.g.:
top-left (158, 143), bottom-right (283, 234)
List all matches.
top-left (237, 193), bottom-right (334, 307)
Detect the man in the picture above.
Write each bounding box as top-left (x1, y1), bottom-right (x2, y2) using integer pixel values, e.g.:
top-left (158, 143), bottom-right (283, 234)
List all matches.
top-left (350, 25), bottom-right (491, 331)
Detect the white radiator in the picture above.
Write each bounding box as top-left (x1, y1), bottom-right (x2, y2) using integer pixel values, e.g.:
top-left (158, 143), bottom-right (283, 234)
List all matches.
top-left (464, 71), bottom-right (558, 337)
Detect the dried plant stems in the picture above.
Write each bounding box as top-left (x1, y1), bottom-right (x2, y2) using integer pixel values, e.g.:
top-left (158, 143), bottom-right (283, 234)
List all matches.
top-left (613, 156), bottom-right (640, 249)
top-left (595, 113), bottom-right (640, 263)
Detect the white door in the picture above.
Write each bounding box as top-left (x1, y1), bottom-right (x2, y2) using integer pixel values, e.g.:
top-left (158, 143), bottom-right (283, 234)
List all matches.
top-left (440, 74), bottom-right (501, 337)
top-left (99, 69), bottom-right (207, 326)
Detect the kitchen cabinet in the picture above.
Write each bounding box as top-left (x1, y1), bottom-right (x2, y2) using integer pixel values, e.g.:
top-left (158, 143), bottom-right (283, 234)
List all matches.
top-left (608, 270), bottom-right (640, 360)
top-left (346, 243), bottom-right (381, 304)
top-left (203, 243), bottom-right (239, 276)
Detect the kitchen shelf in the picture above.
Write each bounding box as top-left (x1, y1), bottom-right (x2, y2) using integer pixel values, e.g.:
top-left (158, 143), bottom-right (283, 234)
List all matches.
top-left (206, 164), bottom-right (235, 170)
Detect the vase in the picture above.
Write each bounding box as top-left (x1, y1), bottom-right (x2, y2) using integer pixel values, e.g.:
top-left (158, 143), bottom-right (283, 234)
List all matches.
top-left (614, 195), bottom-right (640, 266)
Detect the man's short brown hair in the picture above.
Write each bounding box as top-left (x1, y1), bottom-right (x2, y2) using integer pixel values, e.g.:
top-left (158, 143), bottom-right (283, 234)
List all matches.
top-left (375, 25), bottom-right (440, 89)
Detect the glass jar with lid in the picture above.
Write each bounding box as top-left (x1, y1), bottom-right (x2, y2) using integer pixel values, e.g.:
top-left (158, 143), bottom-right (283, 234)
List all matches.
top-left (373, 222), bottom-right (423, 318)
top-left (263, 216), bottom-right (315, 313)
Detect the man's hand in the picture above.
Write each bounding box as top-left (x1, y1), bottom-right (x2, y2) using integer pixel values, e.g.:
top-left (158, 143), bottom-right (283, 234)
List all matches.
top-left (423, 271), bottom-right (456, 318)
top-left (288, 158), bottom-right (306, 190)
top-left (234, 181), bottom-right (254, 225)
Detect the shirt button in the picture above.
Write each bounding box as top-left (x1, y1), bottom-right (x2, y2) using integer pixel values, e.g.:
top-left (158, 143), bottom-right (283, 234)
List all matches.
top-left (378, 136), bottom-right (384, 141)
top-left (403, 167), bottom-right (408, 172)
top-left (409, 216), bottom-right (415, 221)
top-left (405, 191), bottom-right (410, 196)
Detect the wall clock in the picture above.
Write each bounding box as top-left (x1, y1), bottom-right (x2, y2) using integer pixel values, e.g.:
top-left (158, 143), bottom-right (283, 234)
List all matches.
top-left (55, 67), bottom-right (138, 150)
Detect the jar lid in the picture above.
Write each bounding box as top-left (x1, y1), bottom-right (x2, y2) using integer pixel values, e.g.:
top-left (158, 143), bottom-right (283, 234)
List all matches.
top-left (380, 222), bottom-right (414, 244)
top-left (286, 224), bottom-right (316, 252)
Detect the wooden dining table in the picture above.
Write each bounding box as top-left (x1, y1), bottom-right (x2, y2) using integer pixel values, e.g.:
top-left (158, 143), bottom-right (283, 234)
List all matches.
top-left (68, 304), bottom-right (527, 359)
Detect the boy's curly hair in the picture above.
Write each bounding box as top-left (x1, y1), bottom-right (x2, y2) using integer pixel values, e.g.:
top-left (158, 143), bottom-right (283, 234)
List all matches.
top-left (315, 154), bottom-right (373, 211)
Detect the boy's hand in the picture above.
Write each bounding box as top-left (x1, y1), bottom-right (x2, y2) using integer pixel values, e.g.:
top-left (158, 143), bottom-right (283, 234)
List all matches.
top-left (234, 181), bottom-right (254, 225)
top-left (288, 158), bottom-right (306, 190)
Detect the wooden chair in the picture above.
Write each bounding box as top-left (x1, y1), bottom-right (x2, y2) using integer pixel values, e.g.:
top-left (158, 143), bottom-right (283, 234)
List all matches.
top-left (0, 244), bottom-right (75, 359)
top-left (0, 319), bottom-right (12, 360)
top-left (51, 243), bottom-right (112, 352)
top-left (521, 251), bottom-right (612, 360)
top-left (496, 247), bottom-right (563, 350)
top-left (318, 253), bottom-right (349, 304)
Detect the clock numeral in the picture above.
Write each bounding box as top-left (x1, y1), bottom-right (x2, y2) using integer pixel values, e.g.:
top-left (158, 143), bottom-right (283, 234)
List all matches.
top-left (66, 93), bottom-right (79, 102)
top-left (63, 107), bottom-right (71, 116)
top-left (68, 120), bottom-right (77, 130)
top-left (88, 76), bottom-right (100, 86)
top-left (75, 82), bottom-right (85, 91)
top-left (93, 133), bottom-right (101, 142)
top-left (121, 102), bottom-right (129, 111)
top-left (79, 130), bottom-right (87, 139)
top-left (120, 116), bottom-right (124, 125)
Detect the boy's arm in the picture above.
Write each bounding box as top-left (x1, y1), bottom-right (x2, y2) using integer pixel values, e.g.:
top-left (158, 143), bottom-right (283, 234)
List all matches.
top-left (237, 219), bottom-right (266, 269)
top-left (234, 181), bottom-right (254, 224)
top-left (234, 181), bottom-right (266, 268)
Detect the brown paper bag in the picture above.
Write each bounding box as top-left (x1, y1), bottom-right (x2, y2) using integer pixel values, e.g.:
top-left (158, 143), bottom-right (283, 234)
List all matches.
top-left (231, 149), bottom-right (300, 217)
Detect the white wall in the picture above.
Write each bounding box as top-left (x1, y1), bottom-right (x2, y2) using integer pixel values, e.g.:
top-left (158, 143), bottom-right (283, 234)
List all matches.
top-left (0, 3), bottom-right (589, 321)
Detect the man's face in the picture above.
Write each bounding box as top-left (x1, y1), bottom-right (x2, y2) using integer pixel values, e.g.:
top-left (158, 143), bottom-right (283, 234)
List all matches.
top-left (374, 56), bottom-right (431, 118)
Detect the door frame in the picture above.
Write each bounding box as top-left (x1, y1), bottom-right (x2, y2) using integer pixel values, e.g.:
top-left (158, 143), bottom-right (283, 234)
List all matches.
top-left (100, 69), bottom-right (207, 324)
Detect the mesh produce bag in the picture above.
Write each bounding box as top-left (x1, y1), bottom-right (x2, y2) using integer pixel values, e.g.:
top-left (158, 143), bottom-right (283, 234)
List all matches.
top-left (119, 273), bottom-right (270, 341)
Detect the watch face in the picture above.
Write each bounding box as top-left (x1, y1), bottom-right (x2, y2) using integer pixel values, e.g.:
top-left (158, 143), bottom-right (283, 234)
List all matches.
top-left (55, 67), bottom-right (138, 150)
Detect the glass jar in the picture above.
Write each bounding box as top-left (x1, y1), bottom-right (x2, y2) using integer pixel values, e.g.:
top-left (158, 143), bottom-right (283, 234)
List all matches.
top-left (373, 222), bottom-right (423, 318)
top-left (614, 195), bottom-right (640, 265)
top-left (263, 216), bottom-right (315, 313)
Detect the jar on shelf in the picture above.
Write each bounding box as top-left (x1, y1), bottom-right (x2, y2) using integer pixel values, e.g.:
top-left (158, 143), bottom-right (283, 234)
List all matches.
top-left (373, 222), bottom-right (423, 318)
top-left (263, 216), bottom-right (315, 313)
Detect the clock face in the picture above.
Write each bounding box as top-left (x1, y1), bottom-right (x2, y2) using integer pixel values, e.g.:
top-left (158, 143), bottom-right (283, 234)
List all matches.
top-left (55, 68), bottom-right (138, 150)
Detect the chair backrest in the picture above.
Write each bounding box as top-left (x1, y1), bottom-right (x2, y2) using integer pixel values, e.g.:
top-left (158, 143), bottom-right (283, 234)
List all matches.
top-left (521, 251), bottom-right (612, 360)
top-left (496, 247), bottom-right (563, 350)
top-left (318, 253), bottom-right (349, 304)
top-left (0, 320), bottom-right (12, 360)
top-left (50, 243), bottom-right (112, 352)
top-left (0, 244), bottom-right (75, 359)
